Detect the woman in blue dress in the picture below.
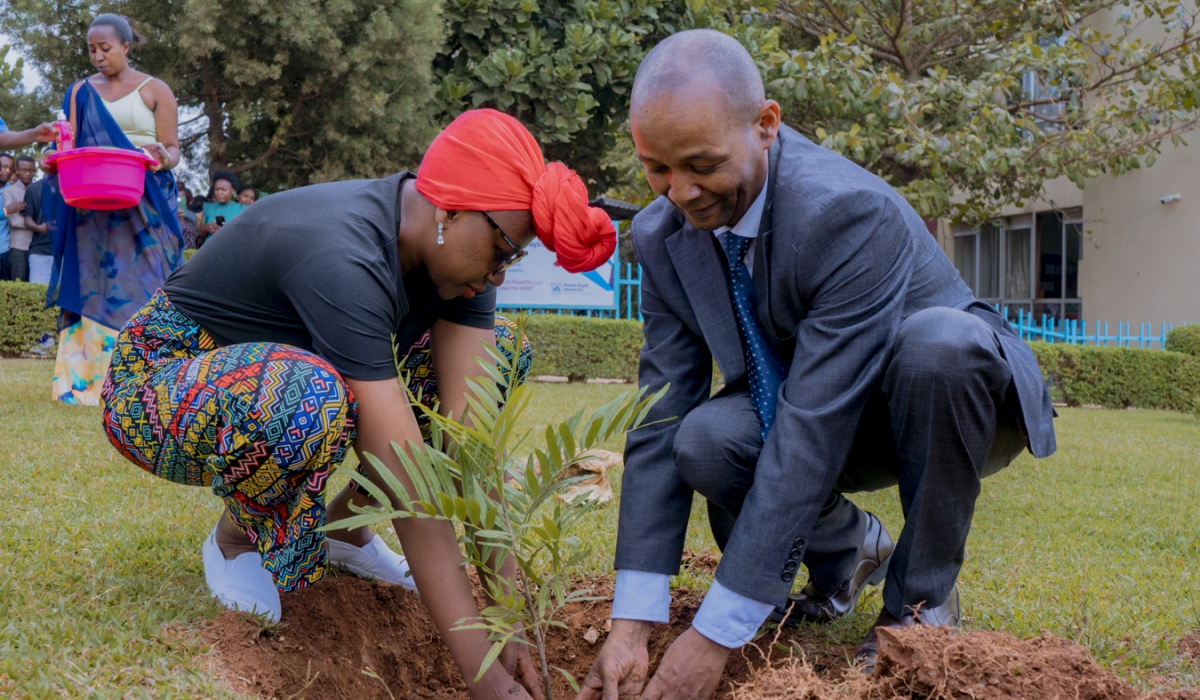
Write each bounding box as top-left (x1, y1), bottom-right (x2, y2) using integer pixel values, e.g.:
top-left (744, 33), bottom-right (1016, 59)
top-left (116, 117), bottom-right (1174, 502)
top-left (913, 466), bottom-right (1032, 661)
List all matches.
top-left (43, 13), bottom-right (183, 405)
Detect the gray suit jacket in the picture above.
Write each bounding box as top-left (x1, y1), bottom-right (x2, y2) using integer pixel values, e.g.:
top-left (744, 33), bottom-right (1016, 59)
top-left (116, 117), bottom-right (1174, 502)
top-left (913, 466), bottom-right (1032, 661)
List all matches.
top-left (615, 125), bottom-right (1056, 606)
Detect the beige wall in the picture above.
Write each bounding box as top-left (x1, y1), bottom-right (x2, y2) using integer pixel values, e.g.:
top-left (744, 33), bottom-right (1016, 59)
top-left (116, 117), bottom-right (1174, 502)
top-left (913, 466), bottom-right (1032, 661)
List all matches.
top-left (942, 6), bottom-right (1200, 327)
top-left (1080, 144), bottom-right (1200, 325)
top-left (944, 161), bottom-right (1200, 326)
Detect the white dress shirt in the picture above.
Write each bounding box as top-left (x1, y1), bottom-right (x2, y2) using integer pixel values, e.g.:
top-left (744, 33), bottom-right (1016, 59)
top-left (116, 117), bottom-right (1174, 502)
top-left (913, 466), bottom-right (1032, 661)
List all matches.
top-left (611, 174), bottom-right (775, 649)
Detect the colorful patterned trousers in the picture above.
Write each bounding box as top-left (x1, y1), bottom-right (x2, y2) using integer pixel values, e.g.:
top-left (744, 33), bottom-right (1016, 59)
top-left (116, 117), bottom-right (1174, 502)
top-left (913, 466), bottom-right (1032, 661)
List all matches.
top-left (101, 290), bottom-right (530, 591)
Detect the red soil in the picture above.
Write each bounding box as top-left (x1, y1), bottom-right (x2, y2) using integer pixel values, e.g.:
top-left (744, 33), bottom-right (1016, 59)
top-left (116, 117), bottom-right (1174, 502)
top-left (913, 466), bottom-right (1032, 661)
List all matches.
top-left (201, 574), bottom-right (1199, 700)
top-left (736, 626), bottom-right (1200, 700)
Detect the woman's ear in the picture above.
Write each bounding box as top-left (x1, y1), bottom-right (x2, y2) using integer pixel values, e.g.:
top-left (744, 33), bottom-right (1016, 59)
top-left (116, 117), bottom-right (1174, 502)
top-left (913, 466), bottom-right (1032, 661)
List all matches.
top-left (443, 209), bottom-right (462, 223)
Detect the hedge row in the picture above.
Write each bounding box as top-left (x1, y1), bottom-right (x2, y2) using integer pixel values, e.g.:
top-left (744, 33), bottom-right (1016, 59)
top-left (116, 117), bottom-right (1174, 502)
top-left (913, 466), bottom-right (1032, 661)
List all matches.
top-left (1165, 324), bottom-right (1200, 357)
top-left (4, 283), bottom-right (1197, 414)
top-left (524, 314), bottom-right (644, 382)
top-left (0, 281), bottom-right (57, 358)
top-left (1029, 341), bottom-right (1200, 412)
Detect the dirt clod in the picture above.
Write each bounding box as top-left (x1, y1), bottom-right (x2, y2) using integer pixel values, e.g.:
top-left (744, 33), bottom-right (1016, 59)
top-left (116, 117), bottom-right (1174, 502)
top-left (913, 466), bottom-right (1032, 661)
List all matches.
top-left (201, 575), bottom-right (1197, 699)
top-left (203, 574), bottom-right (790, 699)
top-left (735, 625), bottom-right (1200, 700)
top-left (1180, 633), bottom-right (1200, 659)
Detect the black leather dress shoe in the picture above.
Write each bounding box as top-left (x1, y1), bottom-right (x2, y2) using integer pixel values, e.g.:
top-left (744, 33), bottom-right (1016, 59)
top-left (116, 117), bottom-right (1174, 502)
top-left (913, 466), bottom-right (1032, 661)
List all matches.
top-left (769, 512), bottom-right (894, 625)
top-left (855, 585), bottom-right (961, 674)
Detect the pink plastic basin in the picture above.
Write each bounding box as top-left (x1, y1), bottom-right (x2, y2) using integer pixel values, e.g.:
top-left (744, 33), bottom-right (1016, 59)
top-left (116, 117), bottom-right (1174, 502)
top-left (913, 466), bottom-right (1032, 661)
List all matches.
top-left (45, 147), bottom-right (157, 210)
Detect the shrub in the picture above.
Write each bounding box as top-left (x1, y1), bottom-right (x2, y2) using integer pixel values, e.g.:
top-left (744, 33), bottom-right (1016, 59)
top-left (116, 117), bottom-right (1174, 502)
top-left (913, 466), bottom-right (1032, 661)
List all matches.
top-left (324, 317), bottom-right (666, 698)
top-left (0, 281), bottom-right (56, 357)
top-left (1165, 324), bottom-right (1200, 357)
top-left (524, 315), bottom-right (643, 382)
top-left (1030, 342), bottom-right (1200, 411)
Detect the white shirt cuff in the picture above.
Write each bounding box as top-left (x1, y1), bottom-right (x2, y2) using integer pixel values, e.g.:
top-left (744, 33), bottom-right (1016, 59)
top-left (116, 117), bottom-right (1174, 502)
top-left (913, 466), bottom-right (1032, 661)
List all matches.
top-left (611, 570), bottom-right (670, 623)
top-left (691, 580), bottom-right (775, 648)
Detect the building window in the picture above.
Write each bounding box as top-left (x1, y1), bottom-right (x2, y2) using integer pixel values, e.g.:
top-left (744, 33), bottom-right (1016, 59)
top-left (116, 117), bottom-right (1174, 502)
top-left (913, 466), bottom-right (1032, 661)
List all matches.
top-left (952, 210), bottom-right (1082, 321)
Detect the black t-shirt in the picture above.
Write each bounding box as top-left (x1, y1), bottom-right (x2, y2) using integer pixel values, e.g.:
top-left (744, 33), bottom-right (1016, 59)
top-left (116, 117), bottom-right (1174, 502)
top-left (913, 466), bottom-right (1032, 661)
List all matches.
top-left (163, 172), bottom-right (495, 381)
top-left (24, 180), bottom-right (51, 255)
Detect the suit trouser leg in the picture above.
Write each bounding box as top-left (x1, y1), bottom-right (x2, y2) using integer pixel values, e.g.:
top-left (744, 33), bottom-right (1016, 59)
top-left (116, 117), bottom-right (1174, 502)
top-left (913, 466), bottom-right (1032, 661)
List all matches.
top-left (672, 387), bottom-right (866, 594)
top-left (672, 388), bottom-right (759, 552)
top-left (672, 308), bottom-right (1024, 613)
top-left (838, 307), bottom-right (1024, 618)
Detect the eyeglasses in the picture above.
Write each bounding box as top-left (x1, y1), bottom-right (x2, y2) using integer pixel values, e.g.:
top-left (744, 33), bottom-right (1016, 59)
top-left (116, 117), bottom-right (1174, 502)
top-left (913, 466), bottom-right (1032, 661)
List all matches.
top-left (481, 211), bottom-right (529, 274)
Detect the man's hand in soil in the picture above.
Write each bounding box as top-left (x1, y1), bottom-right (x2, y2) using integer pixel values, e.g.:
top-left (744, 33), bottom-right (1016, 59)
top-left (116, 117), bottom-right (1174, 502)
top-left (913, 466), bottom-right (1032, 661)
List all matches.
top-left (576, 619), bottom-right (651, 700)
top-left (640, 627), bottom-right (731, 700)
top-left (500, 628), bottom-right (544, 700)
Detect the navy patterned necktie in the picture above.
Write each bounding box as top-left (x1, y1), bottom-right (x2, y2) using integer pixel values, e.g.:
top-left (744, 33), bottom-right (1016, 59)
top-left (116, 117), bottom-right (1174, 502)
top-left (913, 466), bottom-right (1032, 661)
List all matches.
top-left (718, 231), bottom-right (786, 442)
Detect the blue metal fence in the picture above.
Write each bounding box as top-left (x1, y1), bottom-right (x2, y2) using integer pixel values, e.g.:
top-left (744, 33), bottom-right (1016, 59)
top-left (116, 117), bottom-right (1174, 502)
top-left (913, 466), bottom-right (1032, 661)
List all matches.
top-left (501, 262), bottom-right (1187, 346)
top-left (1004, 307), bottom-right (1181, 348)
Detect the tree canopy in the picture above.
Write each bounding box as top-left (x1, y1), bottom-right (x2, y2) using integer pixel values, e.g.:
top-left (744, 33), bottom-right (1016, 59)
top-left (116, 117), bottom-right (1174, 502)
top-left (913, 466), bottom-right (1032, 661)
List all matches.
top-left (0, 45), bottom-right (48, 155)
top-left (435, 0), bottom-right (698, 190)
top-left (757, 0), bottom-right (1200, 222)
top-left (4, 0), bottom-right (1200, 219)
top-left (2, 0), bottom-right (443, 191)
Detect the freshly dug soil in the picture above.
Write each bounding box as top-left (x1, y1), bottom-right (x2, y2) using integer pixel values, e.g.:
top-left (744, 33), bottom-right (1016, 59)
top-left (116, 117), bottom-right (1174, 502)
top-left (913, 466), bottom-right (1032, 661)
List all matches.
top-left (201, 573), bottom-right (836, 700)
top-left (734, 625), bottom-right (1200, 700)
top-left (1180, 633), bottom-right (1200, 659)
top-left (202, 574), bottom-right (1198, 700)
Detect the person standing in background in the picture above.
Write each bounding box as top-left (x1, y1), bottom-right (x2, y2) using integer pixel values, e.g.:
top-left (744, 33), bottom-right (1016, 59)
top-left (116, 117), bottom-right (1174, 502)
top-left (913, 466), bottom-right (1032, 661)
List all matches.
top-left (42, 13), bottom-right (183, 405)
top-left (0, 153), bottom-right (11, 280)
top-left (0, 107), bottom-right (56, 281)
top-left (197, 169), bottom-right (246, 244)
top-left (4, 156), bottom-right (37, 281)
top-left (24, 174), bottom-right (52, 285)
top-left (236, 185), bottom-right (256, 206)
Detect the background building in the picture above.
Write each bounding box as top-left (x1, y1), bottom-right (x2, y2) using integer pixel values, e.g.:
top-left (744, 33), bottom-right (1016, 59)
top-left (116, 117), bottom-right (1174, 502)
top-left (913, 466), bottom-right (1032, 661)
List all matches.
top-left (939, 9), bottom-right (1199, 329)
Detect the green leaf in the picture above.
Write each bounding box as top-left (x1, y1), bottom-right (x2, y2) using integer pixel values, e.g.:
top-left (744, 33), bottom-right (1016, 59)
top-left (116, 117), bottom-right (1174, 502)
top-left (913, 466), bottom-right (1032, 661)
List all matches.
top-left (475, 640), bottom-right (507, 682)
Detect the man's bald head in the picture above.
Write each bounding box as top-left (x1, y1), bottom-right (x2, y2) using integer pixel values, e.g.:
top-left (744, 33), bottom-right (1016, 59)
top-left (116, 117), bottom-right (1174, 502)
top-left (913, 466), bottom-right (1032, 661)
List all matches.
top-left (628, 29), bottom-right (779, 232)
top-left (631, 29), bottom-right (765, 124)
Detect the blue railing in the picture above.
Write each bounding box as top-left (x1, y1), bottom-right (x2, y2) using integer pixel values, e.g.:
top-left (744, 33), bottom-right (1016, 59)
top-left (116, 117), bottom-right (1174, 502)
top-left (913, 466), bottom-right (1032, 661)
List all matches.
top-left (1004, 307), bottom-right (1181, 349)
top-left (501, 263), bottom-right (1186, 346)
top-left (498, 261), bottom-right (643, 321)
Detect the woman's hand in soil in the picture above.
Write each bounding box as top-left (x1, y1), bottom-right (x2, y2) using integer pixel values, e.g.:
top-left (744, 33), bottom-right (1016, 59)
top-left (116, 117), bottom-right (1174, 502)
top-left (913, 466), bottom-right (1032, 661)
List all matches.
top-left (640, 627), bottom-right (730, 700)
top-left (577, 619), bottom-right (651, 700)
top-left (500, 628), bottom-right (544, 700)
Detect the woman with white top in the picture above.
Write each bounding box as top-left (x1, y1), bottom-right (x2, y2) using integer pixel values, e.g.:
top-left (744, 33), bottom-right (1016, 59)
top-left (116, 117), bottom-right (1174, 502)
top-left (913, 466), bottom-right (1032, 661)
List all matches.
top-left (42, 14), bottom-right (184, 405)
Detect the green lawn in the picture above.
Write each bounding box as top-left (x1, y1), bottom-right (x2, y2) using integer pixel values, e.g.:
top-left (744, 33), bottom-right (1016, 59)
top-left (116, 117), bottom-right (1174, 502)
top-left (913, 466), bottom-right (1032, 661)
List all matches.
top-left (1, 358), bottom-right (1198, 697)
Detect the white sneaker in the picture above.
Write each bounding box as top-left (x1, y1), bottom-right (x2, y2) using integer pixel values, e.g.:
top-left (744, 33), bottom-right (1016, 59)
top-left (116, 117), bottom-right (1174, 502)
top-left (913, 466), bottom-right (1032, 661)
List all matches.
top-left (202, 527), bottom-right (281, 622)
top-left (327, 534), bottom-right (418, 593)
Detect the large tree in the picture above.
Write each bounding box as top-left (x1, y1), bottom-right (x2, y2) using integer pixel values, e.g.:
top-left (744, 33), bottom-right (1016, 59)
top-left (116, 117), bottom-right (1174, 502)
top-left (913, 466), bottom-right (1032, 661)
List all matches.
top-left (757, 0), bottom-right (1200, 222)
top-left (1, 0), bottom-right (443, 191)
top-left (0, 45), bottom-right (50, 154)
top-left (434, 0), bottom-right (701, 190)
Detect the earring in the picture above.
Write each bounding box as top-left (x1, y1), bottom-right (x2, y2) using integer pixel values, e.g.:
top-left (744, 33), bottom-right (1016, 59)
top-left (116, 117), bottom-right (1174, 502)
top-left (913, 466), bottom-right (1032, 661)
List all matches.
top-left (436, 222), bottom-right (444, 245)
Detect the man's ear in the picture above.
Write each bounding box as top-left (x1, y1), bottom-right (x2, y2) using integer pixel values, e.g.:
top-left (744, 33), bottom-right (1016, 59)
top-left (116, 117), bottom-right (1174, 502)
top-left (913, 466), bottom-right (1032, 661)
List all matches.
top-left (756, 100), bottom-right (781, 149)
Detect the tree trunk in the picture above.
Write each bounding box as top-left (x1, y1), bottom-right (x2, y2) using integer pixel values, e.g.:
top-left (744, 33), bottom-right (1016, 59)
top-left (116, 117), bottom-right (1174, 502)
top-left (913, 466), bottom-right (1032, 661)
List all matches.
top-left (204, 98), bottom-right (227, 176)
top-left (200, 57), bottom-right (227, 177)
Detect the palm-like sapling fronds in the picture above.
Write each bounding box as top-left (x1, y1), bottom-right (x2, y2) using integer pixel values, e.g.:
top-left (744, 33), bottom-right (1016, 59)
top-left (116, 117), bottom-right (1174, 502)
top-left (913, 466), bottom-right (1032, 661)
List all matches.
top-left (323, 316), bottom-right (667, 699)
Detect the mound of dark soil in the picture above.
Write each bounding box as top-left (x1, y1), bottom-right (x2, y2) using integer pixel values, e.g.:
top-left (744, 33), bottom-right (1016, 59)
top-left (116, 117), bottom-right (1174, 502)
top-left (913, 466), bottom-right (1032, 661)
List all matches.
top-left (1180, 633), bottom-right (1200, 659)
top-left (201, 574), bottom-right (830, 700)
top-left (201, 575), bottom-right (1198, 700)
top-left (736, 625), bottom-right (1200, 700)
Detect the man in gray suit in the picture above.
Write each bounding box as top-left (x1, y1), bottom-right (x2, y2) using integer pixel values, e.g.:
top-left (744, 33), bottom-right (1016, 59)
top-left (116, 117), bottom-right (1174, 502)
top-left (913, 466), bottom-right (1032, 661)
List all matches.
top-left (577, 29), bottom-right (1056, 699)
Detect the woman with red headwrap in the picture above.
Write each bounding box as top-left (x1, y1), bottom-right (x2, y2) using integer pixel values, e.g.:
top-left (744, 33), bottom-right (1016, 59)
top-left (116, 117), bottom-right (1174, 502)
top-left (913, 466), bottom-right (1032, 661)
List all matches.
top-left (99, 109), bottom-right (614, 699)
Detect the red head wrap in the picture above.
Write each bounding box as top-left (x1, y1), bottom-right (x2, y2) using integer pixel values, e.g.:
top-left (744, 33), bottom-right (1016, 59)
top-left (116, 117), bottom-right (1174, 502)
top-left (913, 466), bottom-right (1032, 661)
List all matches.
top-left (415, 109), bottom-right (616, 274)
